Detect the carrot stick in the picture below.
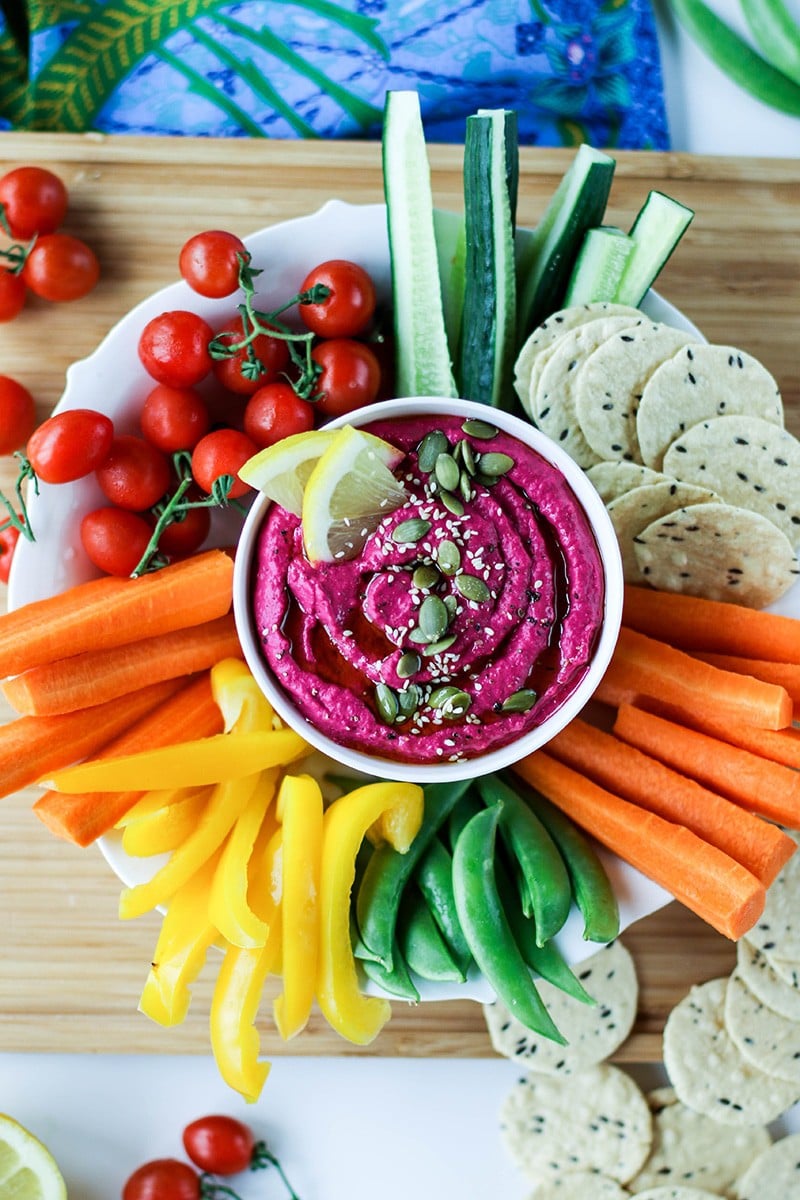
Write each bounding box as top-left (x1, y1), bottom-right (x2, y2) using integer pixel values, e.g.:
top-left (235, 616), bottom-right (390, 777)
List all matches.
top-left (513, 752), bottom-right (765, 942)
top-left (594, 627), bottom-right (793, 731)
top-left (0, 548), bottom-right (233, 678)
top-left (671, 704), bottom-right (800, 773)
top-left (33, 672), bottom-right (225, 846)
top-left (3, 613), bottom-right (242, 716)
top-left (548, 718), bottom-right (795, 888)
top-left (690, 652), bottom-right (800, 703)
top-left (613, 703), bottom-right (800, 828)
top-left (623, 585), bottom-right (800, 663)
top-left (0, 677), bottom-right (181, 802)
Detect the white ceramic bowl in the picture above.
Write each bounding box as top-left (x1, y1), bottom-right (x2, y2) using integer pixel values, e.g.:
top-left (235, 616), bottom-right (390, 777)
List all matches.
top-left (233, 395), bottom-right (624, 784)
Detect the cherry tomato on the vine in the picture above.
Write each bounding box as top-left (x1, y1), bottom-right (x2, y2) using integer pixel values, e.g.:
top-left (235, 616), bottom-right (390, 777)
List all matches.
top-left (0, 166), bottom-right (68, 239)
top-left (139, 310), bottom-right (214, 389)
top-left (22, 233), bottom-right (100, 303)
top-left (121, 1157), bottom-right (201, 1200)
top-left (299, 259), bottom-right (377, 339)
top-left (182, 1113), bottom-right (255, 1176)
top-left (0, 374), bottom-right (37, 455)
top-left (191, 428), bottom-right (258, 500)
top-left (157, 502), bottom-right (211, 560)
top-left (243, 381), bottom-right (314, 448)
top-left (140, 384), bottom-right (210, 453)
top-left (311, 337), bottom-right (381, 419)
top-left (179, 229), bottom-right (247, 299)
top-left (0, 269), bottom-right (26, 322)
top-left (0, 524), bottom-right (20, 584)
top-left (95, 435), bottom-right (171, 511)
top-left (80, 508), bottom-right (153, 577)
top-left (27, 408), bottom-right (114, 484)
top-left (211, 315), bottom-right (291, 397)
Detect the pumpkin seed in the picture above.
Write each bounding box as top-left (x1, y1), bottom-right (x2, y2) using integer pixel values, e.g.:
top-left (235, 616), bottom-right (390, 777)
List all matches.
top-left (417, 430), bottom-right (449, 473)
top-left (443, 594), bottom-right (458, 619)
top-left (461, 440), bottom-right (477, 474)
top-left (474, 472), bottom-right (499, 488)
top-left (419, 594), bottom-right (450, 641)
top-left (435, 539), bottom-right (461, 575)
top-left (477, 451), bottom-right (514, 477)
top-left (429, 686), bottom-right (471, 718)
top-left (440, 490), bottom-right (465, 516)
top-left (434, 452), bottom-right (461, 493)
top-left (397, 651), bottom-right (421, 679)
top-left (459, 470), bottom-right (473, 503)
top-left (392, 518), bottom-right (431, 544)
top-left (375, 682), bottom-right (399, 724)
top-left (397, 684), bottom-right (422, 718)
top-left (421, 633), bottom-right (457, 657)
top-left (455, 573), bottom-right (490, 602)
top-left (500, 688), bottom-right (538, 713)
top-left (408, 626), bottom-right (434, 645)
top-left (461, 418), bottom-right (498, 440)
top-left (412, 564), bottom-right (440, 591)
top-left (428, 684), bottom-right (463, 709)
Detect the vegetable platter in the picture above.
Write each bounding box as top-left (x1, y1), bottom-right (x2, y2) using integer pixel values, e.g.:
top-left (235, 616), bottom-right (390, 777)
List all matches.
top-left (0, 130), bottom-right (798, 1065)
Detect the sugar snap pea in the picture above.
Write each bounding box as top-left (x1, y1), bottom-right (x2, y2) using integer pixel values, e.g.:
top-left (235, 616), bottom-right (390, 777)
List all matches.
top-left (399, 890), bottom-right (466, 983)
top-left (452, 804), bottom-right (566, 1042)
top-left (414, 836), bottom-right (473, 977)
top-left (740, 0), bottom-right (800, 85)
top-left (356, 778), bottom-right (472, 969)
top-left (669, 0), bottom-right (800, 114)
top-left (360, 937), bottom-right (421, 1002)
top-left (446, 790), bottom-right (483, 852)
top-left (513, 777), bottom-right (620, 944)
top-left (477, 774), bottom-right (571, 946)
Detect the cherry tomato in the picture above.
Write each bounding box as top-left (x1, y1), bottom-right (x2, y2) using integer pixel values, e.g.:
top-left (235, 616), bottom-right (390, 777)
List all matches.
top-left (157, 503), bottom-right (211, 560)
top-left (191, 428), bottom-right (258, 500)
top-left (243, 381), bottom-right (314, 449)
top-left (121, 1158), bottom-right (201, 1200)
top-left (80, 508), bottom-right (153, 577)
top-left (182, 1114), bottom-right (255, 1176)
top-left (0, 269), bottom-right (26, 322)
top-left (179, 230), bottom-right (247, 299)
top-left (211, 315), bottom-right (290, 397)
top-left (299, 259), bottom-right (377, 338)
top-left (312, 338), bottom-right (381, 419)
top-left (139, 310), bottom-right (214, 389)
top-left (0, 375), bottom-right (37, 455)
top-left (0, 524), bottom-right (21, 584)
top-left (140, 384), bottom-right (210, 453)
top-left (27, 408), bottom-right (114, 484)
top-left (95, 435), bottom-right (171, 511)
top-left (22, 233), bottom-right (100, 302)
top-left (0, 166), bottom-right (68, 239)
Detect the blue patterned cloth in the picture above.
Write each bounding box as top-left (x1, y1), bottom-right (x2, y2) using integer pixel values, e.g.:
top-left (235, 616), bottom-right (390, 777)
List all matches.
top-left (0, 0), bottom-right (669, 148)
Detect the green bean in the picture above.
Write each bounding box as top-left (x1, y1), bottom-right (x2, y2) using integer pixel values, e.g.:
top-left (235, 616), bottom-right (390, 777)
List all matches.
top-left (452, 805), bottom-right (566, 1042)
top-left (414, 836), bottom-right (473, 977)
top-left (669, 0), bottom-right (800, 114)
top-left (513, 777), bottom-right (620, 944)
top-left (478, 775), bottom-right (572, 946)
top-left (399, 891), bottom-right (466, 983)
top-left (355, 778), bottom-right (471, 969)
top-left (740, 0), bottom-right (800, 85)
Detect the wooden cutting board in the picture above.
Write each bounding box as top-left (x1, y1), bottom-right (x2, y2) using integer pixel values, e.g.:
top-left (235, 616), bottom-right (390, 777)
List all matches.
top-left (0, 132), bottom-right (797, 1060)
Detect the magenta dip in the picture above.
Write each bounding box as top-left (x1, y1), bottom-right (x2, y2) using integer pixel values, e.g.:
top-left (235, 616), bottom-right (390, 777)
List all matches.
top-left (251, 415), bottom-right (605, 764)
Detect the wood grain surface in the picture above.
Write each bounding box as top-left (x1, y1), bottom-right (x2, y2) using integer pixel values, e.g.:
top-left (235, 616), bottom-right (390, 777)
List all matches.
top-left (0, 132), bottom-right (796, 1062)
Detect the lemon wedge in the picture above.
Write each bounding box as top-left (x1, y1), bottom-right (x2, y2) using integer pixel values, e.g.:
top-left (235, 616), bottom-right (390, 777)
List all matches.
top-left (302, 425), bottom-right (407, 563)
top-left (239, 429), bottom-right (339, 516)
top-left (0, 1114), bottom-right (67, 1200)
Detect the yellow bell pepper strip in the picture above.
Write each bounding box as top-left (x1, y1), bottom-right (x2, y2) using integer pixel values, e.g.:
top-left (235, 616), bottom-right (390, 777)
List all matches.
top-left (138, 850), bottom-right (221, 1027)
top-left (316, 781), bottom-right (424, 1046)
top-left (121, 788), bottom-right (211, 857)
top-left (45, 727), bottom-right (309, 793)
top-left (273, 773), bottom-right (324, 1041)
top-left (119, 771), bottom-right (261, 920)
top-left (211, 657), bottom-right (277, 732)
top-left (208, 768), bottom-right (279, 948)
top-left (210, 825), bottom-right (283, 1103)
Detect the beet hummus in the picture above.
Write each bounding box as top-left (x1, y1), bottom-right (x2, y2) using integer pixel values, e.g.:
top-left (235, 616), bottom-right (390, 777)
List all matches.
top-left (251, 415), bottom-right (605, 765)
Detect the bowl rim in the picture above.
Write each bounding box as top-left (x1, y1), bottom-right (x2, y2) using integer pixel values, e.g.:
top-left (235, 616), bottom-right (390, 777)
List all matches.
top-left (232, 394), bottom-right (624, 784)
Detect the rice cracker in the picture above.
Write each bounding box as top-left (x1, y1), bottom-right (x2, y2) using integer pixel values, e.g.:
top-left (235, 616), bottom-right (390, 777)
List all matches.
top-left (736, 937), bottom-right (800, 1022)
top-left (607, 480), bottom-right (719, 583)
top-left (528, 1172), bottom-right (630, 1198)
top-left (586, 461), bottom-right (668, 503)
top-left (725, 970), bottom-right (800, 1084)
top-left (733, 1131), bottom-right (800, 1199)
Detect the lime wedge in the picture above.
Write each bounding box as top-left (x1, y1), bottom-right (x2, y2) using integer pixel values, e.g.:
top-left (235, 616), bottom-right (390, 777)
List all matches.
top-left (0, 1114), bottom-right (67, 1200)
top-left (302, 425), bottom-right (407, 563)
top-left (239, 429), bottom-right (339, 516)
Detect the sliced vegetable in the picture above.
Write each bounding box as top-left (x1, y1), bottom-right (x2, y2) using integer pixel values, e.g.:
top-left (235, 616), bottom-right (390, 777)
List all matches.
top-left (208, 769), bottom-right (278, 948)
top-left (122, 788), bottom-right (211, 857)
top-left (514, 752), bottom-right (766, 942)
top-left (613, 190), bottom-right (694, 306)
top-left (563, 226), bottom-right (634, 306)
top-left (740, 0), bottom-right (800, 85)
top-left (433, 207), bottom-right (467, 362)
top-left (677, 706), bottom-right (800, 772)
top-left (382, 89), bottom-right (457, 398)
top-left (459, 108), bottom-right (518, 409)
